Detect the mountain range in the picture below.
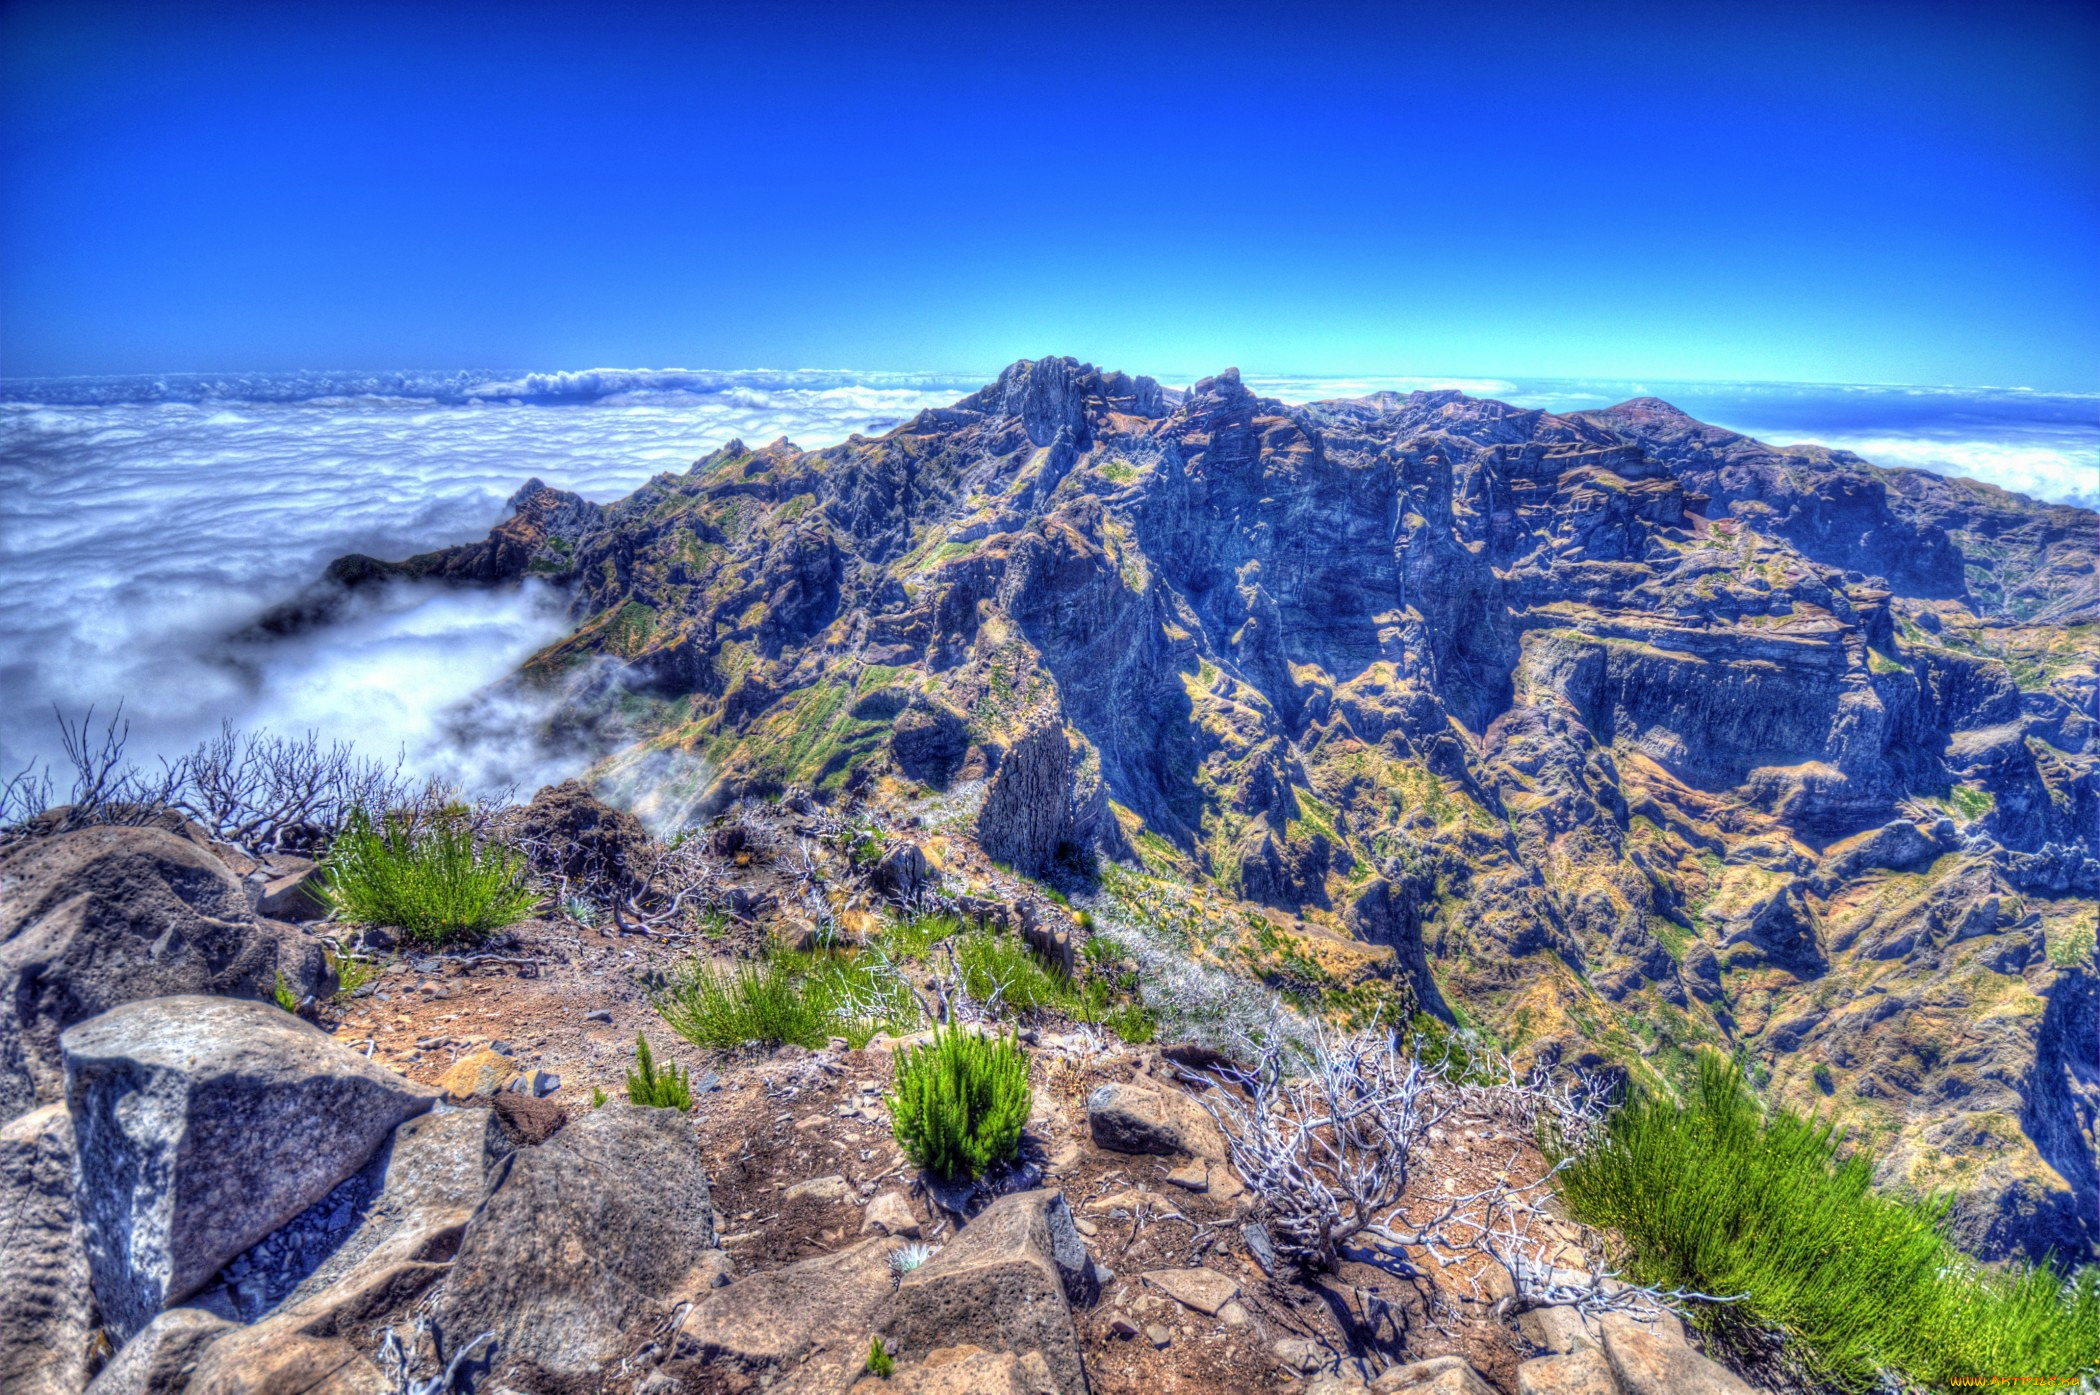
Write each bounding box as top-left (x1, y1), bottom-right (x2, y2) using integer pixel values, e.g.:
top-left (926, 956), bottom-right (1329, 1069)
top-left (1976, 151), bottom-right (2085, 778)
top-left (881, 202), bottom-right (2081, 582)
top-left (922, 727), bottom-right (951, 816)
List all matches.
top-left (295, 356), bottom-right (2100, 1263)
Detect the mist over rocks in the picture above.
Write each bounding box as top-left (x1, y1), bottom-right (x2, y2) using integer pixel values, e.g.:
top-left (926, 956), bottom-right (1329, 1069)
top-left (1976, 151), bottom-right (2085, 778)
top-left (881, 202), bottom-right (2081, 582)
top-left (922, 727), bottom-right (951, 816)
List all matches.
top-left (319, 355), bottom-right (2100, 1264)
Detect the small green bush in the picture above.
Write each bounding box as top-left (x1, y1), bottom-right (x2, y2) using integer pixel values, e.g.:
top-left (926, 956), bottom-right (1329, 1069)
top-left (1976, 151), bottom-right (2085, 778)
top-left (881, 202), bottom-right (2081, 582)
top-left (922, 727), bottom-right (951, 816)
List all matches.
top-left (658, 948), bottom-right (923, 1051)
top-left (272, 971), bottom-right (299, 1013)
top-left (329, 952), bottom-right (379, 1000)
top-left (864, 1336), bottom-right (894, 1378)
top-left (888, 1026), bottom-right (1031, 1181)
top-left (319, 809), bottom-right (537, 946)
top-left (625, 1032), bottom-right (692, 1110)
top-left (1558, 1053), bottom-right (2100, 1389)
top-left (955, 929), bottom-right (1077, 1015)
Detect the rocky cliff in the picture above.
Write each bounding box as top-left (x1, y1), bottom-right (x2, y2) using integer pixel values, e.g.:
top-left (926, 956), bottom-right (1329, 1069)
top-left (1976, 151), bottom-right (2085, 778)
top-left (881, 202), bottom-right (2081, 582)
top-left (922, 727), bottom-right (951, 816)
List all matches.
top-left (319, 356), bottom-right (2100, 1262)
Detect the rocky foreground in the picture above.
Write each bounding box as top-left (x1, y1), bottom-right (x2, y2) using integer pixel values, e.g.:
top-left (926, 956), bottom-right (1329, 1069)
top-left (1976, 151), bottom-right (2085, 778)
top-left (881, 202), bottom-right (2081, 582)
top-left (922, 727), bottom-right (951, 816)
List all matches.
top-left (294, 357), bottom-right (2099, 1263)
top-left (0, 800), bottom-right (1775, 1395)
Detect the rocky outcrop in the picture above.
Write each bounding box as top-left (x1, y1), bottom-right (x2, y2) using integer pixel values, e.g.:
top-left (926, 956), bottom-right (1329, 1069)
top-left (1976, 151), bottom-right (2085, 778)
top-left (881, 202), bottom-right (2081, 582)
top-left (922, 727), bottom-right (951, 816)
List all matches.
top-left (61, 995), bottom-right (437, 1339)
top-left (432, 1103), bottom-right (716, 1387)
top-left (0, 824), bottom-right (329, 1119)
top-left (0, 1104), bottom-right (95, 1395)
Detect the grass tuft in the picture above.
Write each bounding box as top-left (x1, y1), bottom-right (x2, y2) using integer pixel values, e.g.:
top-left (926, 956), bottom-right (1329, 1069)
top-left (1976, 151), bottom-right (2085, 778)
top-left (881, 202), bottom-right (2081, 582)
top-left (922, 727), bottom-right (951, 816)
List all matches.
top-left (887, 1026), bottom-right (1031, 1182)
top-left (319, 808), bottom-right (537, 946)
top-left (656, 948), bottom-right (923, 1051)
top-left (624, 1032), bottom-right (693, 1110)
top-left (1557, 1053), bottom-right (2100, 1389)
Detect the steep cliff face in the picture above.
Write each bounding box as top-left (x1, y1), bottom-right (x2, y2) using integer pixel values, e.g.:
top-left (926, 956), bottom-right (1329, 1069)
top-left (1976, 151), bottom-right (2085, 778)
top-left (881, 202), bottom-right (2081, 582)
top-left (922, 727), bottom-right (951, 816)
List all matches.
top-left (328, 356), bottom-right (2100, 1262)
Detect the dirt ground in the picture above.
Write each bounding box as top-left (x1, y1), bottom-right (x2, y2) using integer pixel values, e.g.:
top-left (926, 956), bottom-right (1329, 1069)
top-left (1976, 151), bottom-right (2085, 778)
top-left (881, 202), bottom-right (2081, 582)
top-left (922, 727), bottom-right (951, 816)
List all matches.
top-left (310, 908), bottom-right (1562, 1395)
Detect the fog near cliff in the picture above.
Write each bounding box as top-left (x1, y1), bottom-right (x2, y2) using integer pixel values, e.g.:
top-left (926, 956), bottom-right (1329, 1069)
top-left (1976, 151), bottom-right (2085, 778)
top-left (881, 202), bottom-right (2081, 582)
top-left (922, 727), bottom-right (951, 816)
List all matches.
top-left (0, 373), bottom-right (978, 790)
top-left (3, 368), bottom-right (2091, 803)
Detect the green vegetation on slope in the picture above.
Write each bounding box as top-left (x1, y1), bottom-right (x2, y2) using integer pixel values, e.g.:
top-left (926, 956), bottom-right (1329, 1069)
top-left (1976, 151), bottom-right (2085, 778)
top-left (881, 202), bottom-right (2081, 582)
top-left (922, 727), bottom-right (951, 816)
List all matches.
top-left (319, 808), bottom-right (538, 946)
top-left (1557, 1054), bottom-right (2100, 1389)
top-left (887, 1025), bottom-right (1031, 1181)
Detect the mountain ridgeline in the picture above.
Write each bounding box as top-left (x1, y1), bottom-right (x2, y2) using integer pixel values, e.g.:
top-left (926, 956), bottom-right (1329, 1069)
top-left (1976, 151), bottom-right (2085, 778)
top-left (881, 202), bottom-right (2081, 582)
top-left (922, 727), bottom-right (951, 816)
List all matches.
top-left (313, 357), bottom-right (2100, 1263)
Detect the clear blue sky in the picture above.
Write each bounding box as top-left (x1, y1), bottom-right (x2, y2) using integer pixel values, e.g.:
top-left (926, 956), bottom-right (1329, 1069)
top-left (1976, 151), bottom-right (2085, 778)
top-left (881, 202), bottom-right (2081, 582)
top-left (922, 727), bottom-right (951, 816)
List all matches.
top-left (3, 0), bottom-right (2095, 390)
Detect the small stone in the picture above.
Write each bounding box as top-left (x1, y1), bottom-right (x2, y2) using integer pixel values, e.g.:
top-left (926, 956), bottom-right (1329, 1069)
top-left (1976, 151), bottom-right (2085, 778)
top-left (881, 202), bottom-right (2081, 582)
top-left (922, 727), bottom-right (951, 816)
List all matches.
top-left (1145, 1323), bottom-right (1171, 1349)
top-left (1274, 1338), bottom-right (1327, 1374)
top-left (585, 1008), bottom-right (614, 1023)
top-left (438, 1049), bottom-right (521, 1101)
top-left (861, 1190), bottom-right (920, 1238)
top-left (1164, 1160), bottom-right (1209, 1192)
top-left (488, 1040), bottom-right (514, 1056)
top-left (1217, 1299), bottom-right (1250, 1326)
top-left (784, 1174), bottom-right (851, 1205)
top-left (1108, 1315), bottom-right (1141, 1339)
top-left (1142, 1267), bottom-right (1239, 1316)
top-left (1072, 1218), bottom-right (1097, 1237)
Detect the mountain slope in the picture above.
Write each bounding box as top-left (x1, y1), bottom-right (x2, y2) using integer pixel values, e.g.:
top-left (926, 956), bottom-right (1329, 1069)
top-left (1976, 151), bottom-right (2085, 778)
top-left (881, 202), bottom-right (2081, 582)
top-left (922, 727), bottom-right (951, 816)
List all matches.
top-left (314, 357), bottom-right (2100, 1263)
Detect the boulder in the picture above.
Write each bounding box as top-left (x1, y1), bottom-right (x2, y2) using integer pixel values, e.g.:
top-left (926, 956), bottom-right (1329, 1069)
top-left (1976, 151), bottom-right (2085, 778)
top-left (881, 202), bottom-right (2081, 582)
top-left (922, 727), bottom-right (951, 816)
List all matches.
top-left (86, 1307), bottom-right (236, 1395)
top-left (0, 1104), bottom-right (95, 1395)
top-left (887, 1190), bottom-right (1096, 1395)
top-left (61, 995), bottom-right (438, 1340)
top-left (172, 1108), bottom-right (510, 1395)
top-left (254, 858), bottom-right (329, 922)
top-left (1601, 1317), bottom-right (1753, 1395)
top-left (851, 1345), bottom-right (1061, 1395)
top-left (1084, 1079), bottom-right (1230, 1184)
top-left (0, 824), bottom-right (329, 1118)
top-left (673, 1236), bottom-right (901, 1387)
top-left (1516, 1349), bottom-right (1619, 1395)
top-left (432, 1104), bottom-right (715, 1386)
top-left (862, 1189), bottom-right (922, 1238)
top-left (512, 780), bottom-right (653, 894)
top-left (438, 1049), bottom-right (520, 1101)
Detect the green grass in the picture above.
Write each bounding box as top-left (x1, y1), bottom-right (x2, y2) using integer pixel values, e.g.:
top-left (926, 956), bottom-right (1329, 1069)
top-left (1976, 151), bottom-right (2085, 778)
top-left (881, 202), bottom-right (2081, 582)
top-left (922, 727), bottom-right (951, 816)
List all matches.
top-left (956, 928), bottom-right (1080, 1015)
top-left (1949, 784), bottom-right (1997, 821)
top-left (272, 971), bottom-right (299, 1013)
top-left (865, 1337), bottom-right (895, 1378)
top-left (329, 952), bottom-right (379, 1000)
top-left (625, 1032), bottom-right (692, 1110)
top-left (656, 948), bottom-right (923, 1051)
top-left (887, 1026), bottom-right (1031, 1181)
top-left (1557, 1054), bottom-right (2100, 1389)
top-left (319, 809), bottom-right (538, 946)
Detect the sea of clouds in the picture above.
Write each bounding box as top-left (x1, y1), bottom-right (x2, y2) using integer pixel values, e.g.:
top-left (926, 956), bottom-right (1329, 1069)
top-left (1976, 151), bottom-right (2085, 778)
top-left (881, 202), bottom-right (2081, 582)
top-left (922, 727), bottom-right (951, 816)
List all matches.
top-left (2, 367), bottom-right (2091, 805)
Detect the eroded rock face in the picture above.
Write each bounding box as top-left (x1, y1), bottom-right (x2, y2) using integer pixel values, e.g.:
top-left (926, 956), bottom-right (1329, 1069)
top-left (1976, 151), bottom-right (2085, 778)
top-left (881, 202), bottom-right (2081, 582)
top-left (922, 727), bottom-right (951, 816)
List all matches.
top-left (0, 824), bottom-right (329, 1119)
top-left (61, 995), bottom-right (438, 1340)
top-left (0, 1104), bottom-right (95, 1395)
top-left (432, 1104), bottom-right (715, 1387)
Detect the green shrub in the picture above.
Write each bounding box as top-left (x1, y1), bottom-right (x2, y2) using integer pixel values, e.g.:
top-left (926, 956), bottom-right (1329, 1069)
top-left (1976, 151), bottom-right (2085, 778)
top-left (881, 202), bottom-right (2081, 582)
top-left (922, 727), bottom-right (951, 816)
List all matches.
top-left (955, 928), bottom-right (1077, 1015)
top-left (624, 1032), bottom-right (692, 1110)
top-left (657, 949), bottom-right (922, 1052)
top-left (865, 1336), bottom-right (894, 1378)
top-left (887, 1026), bottom-right (1031, 1181)
top-left (272, 971), bottom-right (299, 1013)
top-left (319, 809), bottom-right (537, 946)
top-left (659, 957), bottom-right (830, 1049)
top-left (1558, 1053), bottom-right (2100, 1389)
top-left (329, 952), bottom-right (379, 1000)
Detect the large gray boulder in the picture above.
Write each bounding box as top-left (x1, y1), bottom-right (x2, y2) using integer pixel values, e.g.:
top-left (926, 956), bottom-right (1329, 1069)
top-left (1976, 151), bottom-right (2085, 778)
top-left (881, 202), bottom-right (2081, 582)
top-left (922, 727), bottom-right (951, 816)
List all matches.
top-left (0, 823), bottom-right (330, 1119)
top-left (887, 1189), bottom-right (1096, 1395)
top-left (62, 995), bottom-right (437, 1340)
top-left (0, 1103), bottom-right (96, 1395)
top-left (84, 1307), bottom-right (234, 1395)
top-left (432, 1104), bottom-right (716, 1387)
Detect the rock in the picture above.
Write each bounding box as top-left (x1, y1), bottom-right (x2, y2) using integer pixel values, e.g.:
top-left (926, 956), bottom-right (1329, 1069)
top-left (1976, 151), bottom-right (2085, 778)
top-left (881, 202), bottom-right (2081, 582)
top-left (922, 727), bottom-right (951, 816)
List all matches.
top-left (432, 1104), bottom-right (715, 1383)
top-left (62, 994), bottom-right (438, 1340)
top-left (86, 1307), bottom-right (236, 1395)
top-left (511, 780), bottom-right (652, 895)
top-left (1516, 1349), bottom-right (1620, 1395)
top-left (1086, 1080), bottom-right (1193, 1155)
top-left (438, 1048), bottom-right (520, 1100)
top-left (1273, 1337), bottom-right (1329, 1374)
top-left (0, 1104), bottom-right (94, 1395)
top-left (1164, 1160), bottom-right (1209, 1191)
top-left (1141, 1267), bottom-right (1239, 1317)
top-left (1107, 1315), bottom-right (1140, 1339)
top-left (0, 824), bottom-right (328, 1117)
top-left (977, 724), bottom-right (1075, 878)
top-left (254, 859), bottom-right (328, 921)
top-left (785, 1173), bottom-right (852, 1205)
top-left (888, 1190), bottom-right (1096, 1395)
top-left (491, 1092), bottom-right (567, 1146)
top-left (862, 1189), bottom-right (922, 1238)
top-left (873, 841), bottom-right (931, 900)
top-left (1517, 1304), bottom-right (1597, 1354)
top-left (1602, 1317), bottom-right (1754, 1395)
top-left (1144, 1324), bottom-right (1171, 1349)
top-left (585, 1008), bottom-right (613, 1024)
top-left (855, 1344), bottom-right (1062, 1395)
top-left (673, 1237), bottom-right (899, 1382)
top-left (1368, 1357), bottom-right (1496, 1394)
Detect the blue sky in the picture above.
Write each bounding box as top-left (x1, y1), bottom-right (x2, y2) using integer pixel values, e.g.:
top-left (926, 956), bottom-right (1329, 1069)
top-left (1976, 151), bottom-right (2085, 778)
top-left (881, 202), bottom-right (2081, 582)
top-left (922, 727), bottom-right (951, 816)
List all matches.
top-left (3, 0), bottom-right (2095, 390)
